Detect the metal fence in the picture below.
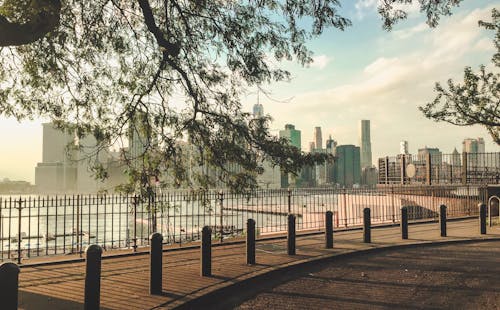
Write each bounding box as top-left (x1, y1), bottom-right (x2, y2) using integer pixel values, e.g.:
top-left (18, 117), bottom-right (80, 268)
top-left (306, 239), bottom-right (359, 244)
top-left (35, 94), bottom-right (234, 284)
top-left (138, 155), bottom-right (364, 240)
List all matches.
top-left (379, 152), bottom-right (500, 185)
top-left (0, 185), bottom-right (487, 262)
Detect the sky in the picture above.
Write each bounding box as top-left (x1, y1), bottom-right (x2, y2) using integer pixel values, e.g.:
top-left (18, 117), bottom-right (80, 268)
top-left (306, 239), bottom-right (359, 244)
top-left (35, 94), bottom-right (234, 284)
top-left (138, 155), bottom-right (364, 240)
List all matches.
top-left (1, 0), bottom-right (500, 183)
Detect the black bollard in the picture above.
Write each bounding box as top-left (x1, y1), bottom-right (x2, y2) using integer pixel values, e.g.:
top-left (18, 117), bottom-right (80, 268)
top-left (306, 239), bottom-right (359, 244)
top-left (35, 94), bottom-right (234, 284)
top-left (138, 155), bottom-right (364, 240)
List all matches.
top-left (150, 232), bottom-right (163, 295)
top-left (246, 219), bottom-right (256, 265)
top-left (440, 205), bottom-right (447, 237)
top-left (325, 211), bottom-right (333, 249)
top-left (287, 214), bottom-right (296, 255)
top-left (0, 262), bottom-right (20, 310)
top-left (84, 245), bottom-right (102, 310)
top-left (479, 203), bottom-right (487, 235)
top-left (401, 207), bottom-right (408, 240)
top-left (201, 226), bottom-right (212, 276)
top-left (363, 208), bottom-right (371, 243)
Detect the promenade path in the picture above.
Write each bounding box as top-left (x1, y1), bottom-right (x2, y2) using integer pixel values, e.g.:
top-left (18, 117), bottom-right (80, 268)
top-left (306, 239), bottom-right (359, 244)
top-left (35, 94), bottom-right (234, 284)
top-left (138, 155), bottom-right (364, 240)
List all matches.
top-left (17, 218), bottom-right (500, 310)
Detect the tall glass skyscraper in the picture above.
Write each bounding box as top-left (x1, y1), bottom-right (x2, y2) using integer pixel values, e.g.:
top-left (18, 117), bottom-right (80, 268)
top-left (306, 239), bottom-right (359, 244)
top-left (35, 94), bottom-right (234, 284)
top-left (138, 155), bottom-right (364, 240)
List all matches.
top-left (314, 127), bottom-right (322, 150)
top-left (359, 120), bottom-right (372, 169)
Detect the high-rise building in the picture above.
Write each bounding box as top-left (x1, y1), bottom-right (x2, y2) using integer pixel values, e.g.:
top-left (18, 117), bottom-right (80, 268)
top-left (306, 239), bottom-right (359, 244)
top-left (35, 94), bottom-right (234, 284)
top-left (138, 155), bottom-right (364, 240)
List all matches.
top-left (279, 124), bottom-right (301, 150)
top-left (253, 103), bottom-right (264, 118)
top-left (463, 137), bottom-right (486, 167)
top-left (35, 123), bottom-right (77, 192)
top-left (314, 127), bottom-right (322, 150)
top-left (400, 140), bottom-right (409, 155)
top-left (309, 142), bottom-right (315, 153)
top-left (334, 145), bottom-right (361, 187)
top-left (326, 135), bottom-right (337, 153)
top-left (325, 135), bottom-right (337, 184)
top-left (359, 120), bottom-right (372, 169)
top-left (418, 147), bottom-right (442, 163)
top-left (279, 124), bottom-right (302, 188)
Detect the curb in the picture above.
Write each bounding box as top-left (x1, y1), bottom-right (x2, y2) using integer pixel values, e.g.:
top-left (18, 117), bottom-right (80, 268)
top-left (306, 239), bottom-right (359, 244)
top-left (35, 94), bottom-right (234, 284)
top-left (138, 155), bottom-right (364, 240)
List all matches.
top-left (169, 235), bottom-right (500, 310)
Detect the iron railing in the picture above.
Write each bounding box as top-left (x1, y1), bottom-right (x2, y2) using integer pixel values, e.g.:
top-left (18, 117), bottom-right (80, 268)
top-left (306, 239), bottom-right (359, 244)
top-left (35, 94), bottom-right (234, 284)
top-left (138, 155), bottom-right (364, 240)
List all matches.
top-left (379, 152), bottom-right (500, 185)
top-left (0, 185), bottom-right (487, 262)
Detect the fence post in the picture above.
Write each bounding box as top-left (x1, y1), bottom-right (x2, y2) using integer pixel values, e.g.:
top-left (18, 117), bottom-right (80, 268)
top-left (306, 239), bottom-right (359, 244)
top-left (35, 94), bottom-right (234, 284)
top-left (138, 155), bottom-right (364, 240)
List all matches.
top-left (325, 211), bottom-right (333, 249)
top-left (246, 219), bottom-right (256, 265)
top-left (363, 208), bottom-right (371, 243)
top-left (17, 197), bottom-right (22, 264)
top-left (384, 156), bottom-right (390, 184)
top-left (479, 203), bottom-right (487, 235)
top-left (219, 192), bottom-right (224, 243)
top-left (0, 262), bottom-right (20, 310)
top-left (201, 226), bottom-right (212, 276)
top-left (462, 152), bottom-right (468, 185)
top-left (150, 232), bottom-right (163, 295)
top-left (84, 245), bottom-right (102, 310)
top-left (133, 195), bottom-right (138, 252)
top-left (401, 207), bottom-right (408, 240)
top-left (287, 189), bottom-right (292, 214)
top-left (426, 153), bottom-right (432, 185)
top-left (287, 214), bottom-right (296, 255)
top-left (400, 155), bottom-right (406, 185)
top-left (439, 205), bottom-right (447, 237)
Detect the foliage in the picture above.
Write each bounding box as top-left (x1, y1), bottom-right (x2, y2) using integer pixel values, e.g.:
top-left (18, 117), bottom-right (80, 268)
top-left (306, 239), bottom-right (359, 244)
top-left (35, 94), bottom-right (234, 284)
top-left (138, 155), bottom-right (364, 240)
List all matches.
top-left (0, 0), bottom-right (465, 193)
top-left (420, 9), bottom-right (500, 145)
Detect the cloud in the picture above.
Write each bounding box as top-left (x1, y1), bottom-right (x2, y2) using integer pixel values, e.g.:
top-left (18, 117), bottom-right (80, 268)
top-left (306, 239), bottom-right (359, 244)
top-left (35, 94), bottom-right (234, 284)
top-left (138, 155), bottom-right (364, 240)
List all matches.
top-left (310, 55), bottom-right (332, 70)
top-left (260, 4), bottom-right (499, 157)
top-left (355, 0), bottom-right (420, 20)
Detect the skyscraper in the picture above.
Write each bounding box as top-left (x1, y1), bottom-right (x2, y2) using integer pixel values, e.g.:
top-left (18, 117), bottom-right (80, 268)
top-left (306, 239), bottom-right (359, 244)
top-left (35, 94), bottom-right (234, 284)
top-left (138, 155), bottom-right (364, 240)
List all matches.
top-left (253, 103), bottom-right (264, 118)
top-left (359, 120), bottom-right (372, 169)
top-left (279, 124), bottom-right (302, 188)
top-left (334, 145), bottom-right (361, 187)
top-left (400, 140), bottom-right (409, 154)
top-left (279, 124), bottom-right (301, 150)
top-left (463, 137), bottom-right (486, 167)
top-left (314, 127), bottom-right (322, 150)
top-left (35, 123), bottom-right (77, 192)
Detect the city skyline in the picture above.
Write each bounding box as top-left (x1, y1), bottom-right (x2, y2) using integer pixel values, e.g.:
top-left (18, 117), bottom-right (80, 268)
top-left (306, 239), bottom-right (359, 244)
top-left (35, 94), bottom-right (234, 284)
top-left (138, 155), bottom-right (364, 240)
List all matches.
top-left (1, 0), bottom-right (499, 182)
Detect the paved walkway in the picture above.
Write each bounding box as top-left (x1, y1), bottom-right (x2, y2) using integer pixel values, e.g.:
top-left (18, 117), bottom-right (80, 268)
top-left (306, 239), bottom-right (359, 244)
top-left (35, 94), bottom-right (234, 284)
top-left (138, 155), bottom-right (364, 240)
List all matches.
top-left (236, 241), bottom-right (500, 310)
top-left (17, 219), bottom-right (500, 309)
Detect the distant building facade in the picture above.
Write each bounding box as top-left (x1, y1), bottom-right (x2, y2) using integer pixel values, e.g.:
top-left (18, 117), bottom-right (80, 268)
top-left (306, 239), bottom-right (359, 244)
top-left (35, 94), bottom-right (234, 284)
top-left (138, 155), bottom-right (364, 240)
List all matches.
top-left (400, 140), bottom-right (409, 154)
top-left (334, 145), bottom-right (361, 187)
top-left (35, 123), bottom-right (77, 192)
top-left (359, 120), bottom-right (372, 169)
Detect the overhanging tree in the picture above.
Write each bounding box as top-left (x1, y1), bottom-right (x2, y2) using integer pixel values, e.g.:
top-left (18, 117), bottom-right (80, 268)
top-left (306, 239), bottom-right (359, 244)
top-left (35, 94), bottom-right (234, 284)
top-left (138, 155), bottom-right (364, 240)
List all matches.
top-left (420, 8), bottom-right (500, 145)
top-left (0, 0), bottom-right (465, 193)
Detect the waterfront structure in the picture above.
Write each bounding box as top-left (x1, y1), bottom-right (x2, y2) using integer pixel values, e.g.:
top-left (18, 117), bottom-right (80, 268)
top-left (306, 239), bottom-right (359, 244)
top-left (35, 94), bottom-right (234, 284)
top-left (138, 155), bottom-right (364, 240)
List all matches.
top-left (334, 145), bottom-right (361, 187)
top-left (359, 120), bottom-right (372, 169)
top-left (400, 141), bottom-right (409, 154)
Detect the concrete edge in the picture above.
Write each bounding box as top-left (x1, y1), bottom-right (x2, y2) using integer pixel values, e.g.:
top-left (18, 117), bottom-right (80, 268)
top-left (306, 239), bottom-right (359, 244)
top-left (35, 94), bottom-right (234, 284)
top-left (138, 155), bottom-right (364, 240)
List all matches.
top-left (17, 215), bottom-right (478, 268)
top-left (169, 235), bottom-right (500, 310)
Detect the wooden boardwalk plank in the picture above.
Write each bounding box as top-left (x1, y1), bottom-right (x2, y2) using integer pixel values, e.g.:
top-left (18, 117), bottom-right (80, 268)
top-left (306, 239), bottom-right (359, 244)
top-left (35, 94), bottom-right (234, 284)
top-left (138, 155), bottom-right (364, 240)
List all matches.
top-left (17, 219), bottom-right (500, 310)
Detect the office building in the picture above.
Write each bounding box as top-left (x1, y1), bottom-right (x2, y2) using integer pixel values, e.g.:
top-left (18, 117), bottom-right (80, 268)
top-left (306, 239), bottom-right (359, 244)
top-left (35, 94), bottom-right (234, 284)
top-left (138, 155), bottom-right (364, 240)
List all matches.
top-left (334, 145), bottom-right (361, 187)
top-left (279, 124), bottom-right (301, 150)
top-left (418, 147), bottom-right (442, 164)
top-left (359, 120), bottom-right (372, 169)
top-left (314, 127), bottom-right (322, 151)
top-left (400, 141), bottom-right (409, 154)
top-left (279, 124), bottom-right (302, 188)
top-left (253, 103), bottom-right (264, 118)
top-left (35, 123), bottom-right (77, 192)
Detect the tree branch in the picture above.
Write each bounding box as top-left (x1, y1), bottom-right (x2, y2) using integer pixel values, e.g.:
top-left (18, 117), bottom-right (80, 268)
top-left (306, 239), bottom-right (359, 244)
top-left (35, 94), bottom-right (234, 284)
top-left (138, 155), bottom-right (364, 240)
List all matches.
top-left (0, 0), bottom-right (62, 46)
